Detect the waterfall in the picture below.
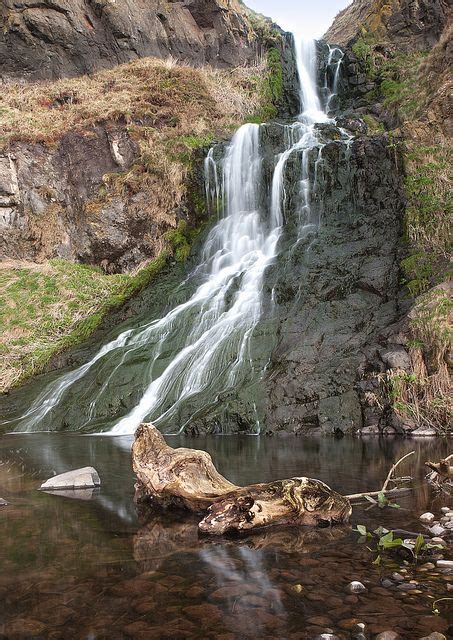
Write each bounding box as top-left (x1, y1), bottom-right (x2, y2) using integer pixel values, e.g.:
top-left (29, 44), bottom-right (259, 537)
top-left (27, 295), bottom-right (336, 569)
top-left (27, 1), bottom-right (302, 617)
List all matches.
top-left (6, 38), bottom-right (346, 436)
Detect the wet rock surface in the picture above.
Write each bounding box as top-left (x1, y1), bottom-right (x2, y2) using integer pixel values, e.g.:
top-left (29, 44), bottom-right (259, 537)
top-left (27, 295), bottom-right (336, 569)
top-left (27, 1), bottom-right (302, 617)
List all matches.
top-left (264, 132), bottom-right (405, 434)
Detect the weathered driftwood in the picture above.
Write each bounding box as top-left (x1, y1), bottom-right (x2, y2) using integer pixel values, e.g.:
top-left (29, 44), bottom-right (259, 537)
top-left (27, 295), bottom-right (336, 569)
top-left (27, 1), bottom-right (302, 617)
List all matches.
top-left (132, 422), bottom-right (239, 512)
top-left (132, 423), bottom-right (352, 535)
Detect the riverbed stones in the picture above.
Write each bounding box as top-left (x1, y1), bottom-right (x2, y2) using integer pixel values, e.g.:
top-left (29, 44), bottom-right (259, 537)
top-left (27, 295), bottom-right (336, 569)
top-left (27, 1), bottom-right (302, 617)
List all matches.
top-left (39, 467), bottom-right (101, 490)
top-left (420, 512), bottom-right (436, 524)
top-left (436, 560), bottom-right (453, 568)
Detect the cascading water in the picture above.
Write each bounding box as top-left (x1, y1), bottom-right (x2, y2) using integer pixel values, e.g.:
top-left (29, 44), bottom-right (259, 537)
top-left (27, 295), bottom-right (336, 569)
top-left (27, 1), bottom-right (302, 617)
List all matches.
top-left (5, 38), bottom-right (345, 436)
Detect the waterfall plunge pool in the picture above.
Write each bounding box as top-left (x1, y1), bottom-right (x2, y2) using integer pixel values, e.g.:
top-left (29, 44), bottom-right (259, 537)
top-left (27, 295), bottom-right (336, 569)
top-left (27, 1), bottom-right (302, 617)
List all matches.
top-left (0, 434), bottom-right (451, 639)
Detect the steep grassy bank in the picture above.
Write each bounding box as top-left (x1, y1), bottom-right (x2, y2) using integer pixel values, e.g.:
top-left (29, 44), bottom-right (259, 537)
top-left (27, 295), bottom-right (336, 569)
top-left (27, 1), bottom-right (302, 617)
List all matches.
top-left (0, 51), bottom-right (284, 393)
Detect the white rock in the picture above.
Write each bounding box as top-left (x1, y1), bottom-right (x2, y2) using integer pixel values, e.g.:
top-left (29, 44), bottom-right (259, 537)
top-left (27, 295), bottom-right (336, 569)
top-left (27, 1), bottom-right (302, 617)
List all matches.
top-left (40, 467), bottom-right (100, 491)
top-left (436, 560), bottom-right (453, 569)
top-left (428, 524), bottom-right (446, 537)
top-left (345, 580), bottom-right (367, 593)
top-left (419, 634), bottom-right (447, 640)
top-left (0, 498), bottom-right (8, 506)
top-left (440, 507), bottom-right (450, 514)
top-left (419, 512), bottom-right (435, 524)
top-left (411, 427), bottom-right (437, 436)
top-left (376, 632), bottom-right (399, 640)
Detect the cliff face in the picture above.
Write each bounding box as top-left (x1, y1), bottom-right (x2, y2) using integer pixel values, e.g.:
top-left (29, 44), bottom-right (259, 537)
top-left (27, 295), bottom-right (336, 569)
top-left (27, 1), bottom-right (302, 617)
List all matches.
top-left (325, 0), bottom-right (450, 50)
top-left (322, 0), bottom-right (452, 435)
top-left (0, 0), bottom-right (260, 81)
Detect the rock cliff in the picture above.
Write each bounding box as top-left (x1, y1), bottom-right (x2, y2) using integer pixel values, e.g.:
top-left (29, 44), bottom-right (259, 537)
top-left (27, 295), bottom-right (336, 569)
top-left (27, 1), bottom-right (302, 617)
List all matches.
top-left (325, 0), bottom-right (450, 51)
top-left (1, 0), bottom-right (261, 81)
top-left (320, 0), bottom-right (452, 435)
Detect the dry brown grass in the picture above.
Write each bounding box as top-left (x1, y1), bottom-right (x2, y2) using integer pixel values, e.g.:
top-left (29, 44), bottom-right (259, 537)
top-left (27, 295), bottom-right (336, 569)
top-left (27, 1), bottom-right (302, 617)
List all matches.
top-left (0, 56), bottom-right (267, 149)
top-left (0, 55), bottom-right (268, 233)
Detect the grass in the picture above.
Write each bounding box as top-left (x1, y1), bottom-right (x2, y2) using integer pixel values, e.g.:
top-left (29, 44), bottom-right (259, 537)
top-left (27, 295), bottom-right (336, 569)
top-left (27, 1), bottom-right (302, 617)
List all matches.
top-left (0, 56), bottom-right (274, 230)
top-left (0, 255), bottom-right (171, 392)
top-left (350, 21), bottom-right (452, 433)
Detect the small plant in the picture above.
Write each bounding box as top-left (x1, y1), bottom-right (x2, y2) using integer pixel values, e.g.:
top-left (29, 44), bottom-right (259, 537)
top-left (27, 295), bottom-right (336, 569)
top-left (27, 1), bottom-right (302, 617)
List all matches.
top-left (364, 492), bottom-right (401, 509)
top-left (354, 525), bottom-right (442, 566)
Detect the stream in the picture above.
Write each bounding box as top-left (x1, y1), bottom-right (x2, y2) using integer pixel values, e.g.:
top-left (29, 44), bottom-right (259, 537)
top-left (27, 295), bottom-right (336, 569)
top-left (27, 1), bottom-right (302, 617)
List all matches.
top-left (0, 436), bottom-right (451, 638)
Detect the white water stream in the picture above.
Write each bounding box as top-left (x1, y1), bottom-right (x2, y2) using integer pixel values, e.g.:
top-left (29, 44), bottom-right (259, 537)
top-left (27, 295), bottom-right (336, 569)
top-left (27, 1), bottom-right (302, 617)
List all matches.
top-left (10, 38), bottom-right (344, 435)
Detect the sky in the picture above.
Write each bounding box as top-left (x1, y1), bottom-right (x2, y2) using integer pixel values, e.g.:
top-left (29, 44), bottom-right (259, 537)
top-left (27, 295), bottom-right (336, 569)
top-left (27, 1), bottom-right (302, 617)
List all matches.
top-left (244, 0), bottom-right (352, 39)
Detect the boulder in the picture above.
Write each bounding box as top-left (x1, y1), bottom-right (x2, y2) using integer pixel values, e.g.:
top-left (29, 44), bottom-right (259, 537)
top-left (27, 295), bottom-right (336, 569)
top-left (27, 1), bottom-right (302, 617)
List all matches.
top-left (39, 467), bottom-right (100, 491)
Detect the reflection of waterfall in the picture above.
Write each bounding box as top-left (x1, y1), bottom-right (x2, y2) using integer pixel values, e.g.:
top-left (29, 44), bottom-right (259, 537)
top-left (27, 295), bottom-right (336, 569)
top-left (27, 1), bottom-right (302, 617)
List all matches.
top-left (7, 38), bottom-right (345, 436)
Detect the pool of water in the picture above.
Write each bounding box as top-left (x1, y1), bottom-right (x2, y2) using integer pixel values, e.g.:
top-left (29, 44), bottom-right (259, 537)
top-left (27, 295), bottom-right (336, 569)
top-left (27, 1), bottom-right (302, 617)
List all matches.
top-left (0, 434), bottom-right (451, 639)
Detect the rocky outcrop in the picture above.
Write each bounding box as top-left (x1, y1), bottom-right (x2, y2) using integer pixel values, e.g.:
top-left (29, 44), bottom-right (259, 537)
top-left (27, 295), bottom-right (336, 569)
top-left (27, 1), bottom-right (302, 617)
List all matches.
top-left (263, 128), bottom-right (405, 435)
top-left (325, 0), bottom-right (450, 51)
top-left (0, 125), bottom-right (152, 270)
top-left (0, 0), bottom-right (261, 82)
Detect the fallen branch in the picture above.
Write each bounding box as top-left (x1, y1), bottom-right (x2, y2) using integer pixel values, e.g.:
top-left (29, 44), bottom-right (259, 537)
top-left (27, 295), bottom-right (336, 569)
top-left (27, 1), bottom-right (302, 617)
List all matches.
top-left (133, 423), bottom-right (352, 535)
top-left (382, 451), bottom-right (415, 491)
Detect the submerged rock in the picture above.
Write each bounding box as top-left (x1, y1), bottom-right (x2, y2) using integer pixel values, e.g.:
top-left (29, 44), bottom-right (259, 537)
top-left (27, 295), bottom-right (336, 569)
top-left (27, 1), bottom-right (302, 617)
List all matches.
top-left (39, 467), bottom-right (100, 491)
top-left (345, 581), bottom-right (366, 594)
top-left (419, 512), bottom-right (436, 524)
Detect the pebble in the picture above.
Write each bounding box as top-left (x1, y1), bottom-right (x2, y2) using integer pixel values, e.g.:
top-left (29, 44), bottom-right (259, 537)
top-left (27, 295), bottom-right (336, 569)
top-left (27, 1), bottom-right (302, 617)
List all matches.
top-left (382, 578), bottom-right (394, 588)
top-left (315, 635), bottom-right (340, 640)
top-left (431, 537), bottom-right (447, 547)
top-left (440, 507), bottom-right (450, 514)
top-left (436, 560), bottom-right (453, 569)
top-left (419, 512), bottom-right (436, 524)
top-left (345, 581), bottom-right (367, 594)
top-left (375, 633), bottom-right (399, 640)
top-left (307, 616), bottom-right (332, 626)
top-left (428, 524), bottom-right (446, 537)
top-left (419, 634), bottom-right (447, 640)
top-left (420, 562), bottom-right (435, 570)
top-left (0, 498), bottom-right (8, 506)
top-left (396, 583), bottom-right (418, 591)
top-left (391, 573), bottom-right (404, 583)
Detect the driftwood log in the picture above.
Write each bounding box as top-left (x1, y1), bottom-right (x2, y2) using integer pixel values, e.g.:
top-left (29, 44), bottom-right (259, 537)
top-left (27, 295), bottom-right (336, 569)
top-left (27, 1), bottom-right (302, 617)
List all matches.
top-left (132, 423), bottom-right (352, 535)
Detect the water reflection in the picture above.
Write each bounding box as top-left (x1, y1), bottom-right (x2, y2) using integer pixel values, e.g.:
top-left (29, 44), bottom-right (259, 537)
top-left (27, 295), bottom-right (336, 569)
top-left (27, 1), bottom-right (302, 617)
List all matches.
top-left (0, 434), bottom-right (451, 638)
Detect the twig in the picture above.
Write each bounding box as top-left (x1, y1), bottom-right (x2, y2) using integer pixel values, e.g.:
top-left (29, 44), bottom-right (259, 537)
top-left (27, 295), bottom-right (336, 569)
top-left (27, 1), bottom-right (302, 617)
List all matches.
top-left (381, 451), bottom-right (415, 492)
top-left (347, 488), bottom-right (411, 503)
top-left (346, 451), bottom-right (415, 502)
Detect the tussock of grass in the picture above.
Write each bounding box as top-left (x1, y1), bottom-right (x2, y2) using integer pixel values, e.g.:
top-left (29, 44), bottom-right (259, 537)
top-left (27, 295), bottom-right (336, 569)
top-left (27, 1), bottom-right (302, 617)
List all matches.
top-left (0, 255), bottom-right (169, 392)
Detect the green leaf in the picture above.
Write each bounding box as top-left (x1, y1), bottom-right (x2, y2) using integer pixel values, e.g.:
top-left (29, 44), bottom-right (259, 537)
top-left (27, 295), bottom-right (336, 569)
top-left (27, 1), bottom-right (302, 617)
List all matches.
top-left (378, 531), bottom-right (394, 547)
top-left (356, 525), bottom-right (368, 536)
top-left (389, 502), bottom-right (401, 509)
top-left (374, 526), bottom-right (390, 536)
top-left (378, 492), bottom-right (388, 508)
top-left (414, 534), bottom-right (425, 555)
top-left (373, 554), bottom-right (382, 566)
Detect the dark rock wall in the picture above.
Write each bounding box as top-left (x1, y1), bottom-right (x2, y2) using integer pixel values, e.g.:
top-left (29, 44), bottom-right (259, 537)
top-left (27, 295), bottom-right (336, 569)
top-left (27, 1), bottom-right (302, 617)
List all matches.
top-left (0, 0), bottom-right (260, 82)
top-left (0, 126), bottom-right (166, 271)
top-left (264, 132), bottom-right (405, 435)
